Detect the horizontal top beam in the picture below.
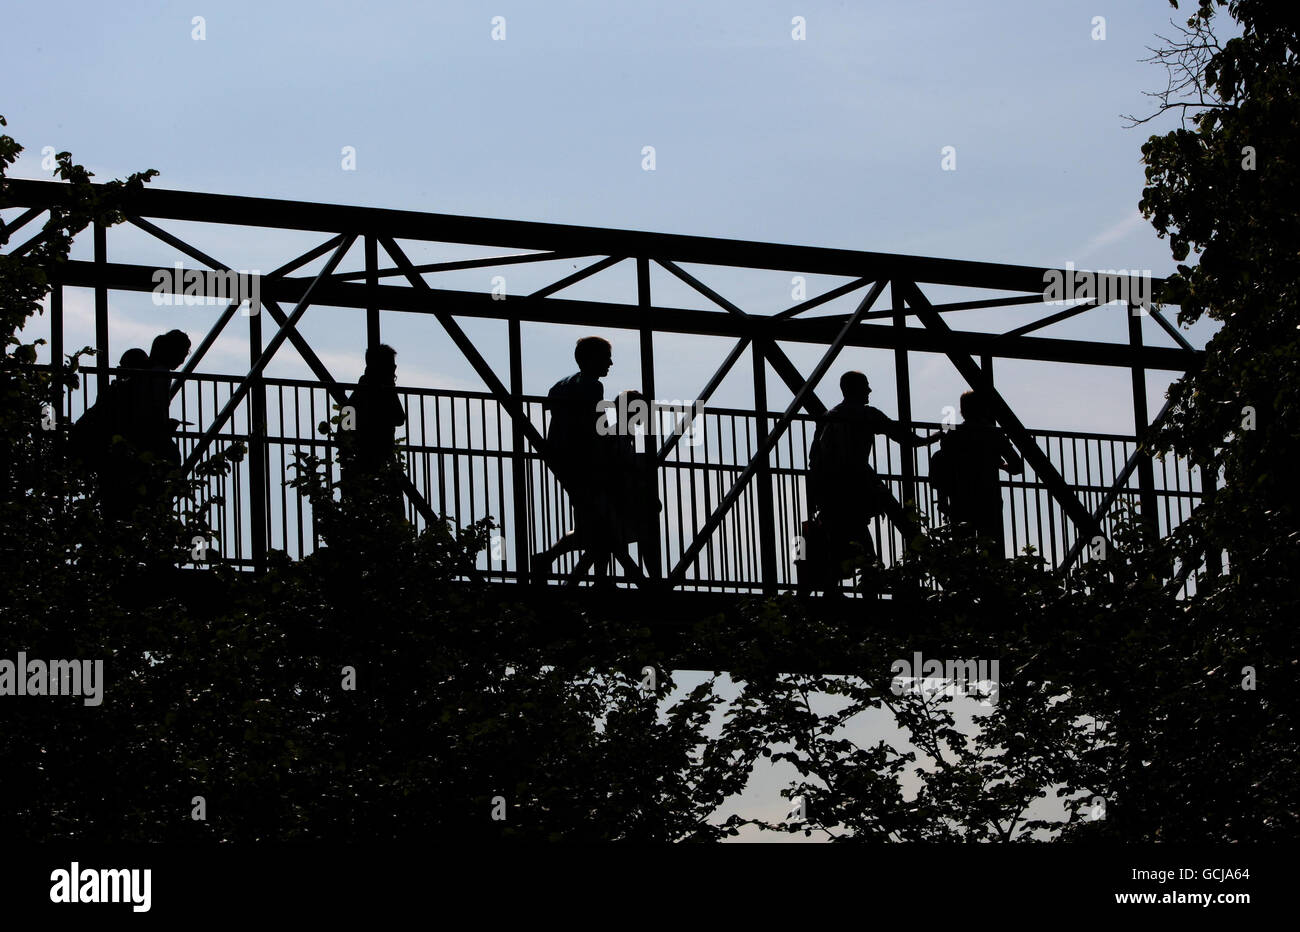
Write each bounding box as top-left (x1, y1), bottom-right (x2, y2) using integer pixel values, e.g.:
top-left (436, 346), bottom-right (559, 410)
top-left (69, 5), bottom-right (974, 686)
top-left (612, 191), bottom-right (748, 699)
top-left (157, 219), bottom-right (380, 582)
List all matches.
top-left (4, 179), bottom-right (1171, 298)
top-left (51, 258), bottom-right (1201, 371)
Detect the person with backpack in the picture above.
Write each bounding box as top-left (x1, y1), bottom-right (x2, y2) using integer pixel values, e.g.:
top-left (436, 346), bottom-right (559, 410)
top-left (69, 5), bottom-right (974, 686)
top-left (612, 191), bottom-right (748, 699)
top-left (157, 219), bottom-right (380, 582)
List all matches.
top-left (533, 337), bottom-right (617, 583)
top-left (69, 347), bottom-right (149, 458)
top-left (69, 347), bottom-right (152, 517)
top-left (803, 371), bottom-right (939, 591)
top-left (603, 389), bottom-right (664, 578)
top-left (928, 389), bottom-right (1023, 556)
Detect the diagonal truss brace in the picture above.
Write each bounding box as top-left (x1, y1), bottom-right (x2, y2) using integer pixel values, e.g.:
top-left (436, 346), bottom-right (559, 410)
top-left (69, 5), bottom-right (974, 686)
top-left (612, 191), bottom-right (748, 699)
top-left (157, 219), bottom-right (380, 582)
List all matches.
top-left (123, 216), bottom-right (349, 399)
top-left (379, 236), bottom-right (649, 586)
top-left (900, 279), bottom-right (1107, 553)
top-left (179, 234), bottom-right (357, 474)
top-left (654, 261), bottom-right (922, 531)
top-left (1058, 395), bottom-right (1176, 571)
top-left (139, 222), bottom-right (489, 573)
top-left (656, 258), bottom-right (831, 417)
top-left (666, 280), bottom-right (888, 586)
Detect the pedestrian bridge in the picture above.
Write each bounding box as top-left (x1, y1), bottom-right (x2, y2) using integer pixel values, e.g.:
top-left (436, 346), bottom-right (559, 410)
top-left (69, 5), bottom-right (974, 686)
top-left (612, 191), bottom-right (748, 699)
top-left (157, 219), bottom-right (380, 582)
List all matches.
top-left (5, 180), bottom-right (1208, 596)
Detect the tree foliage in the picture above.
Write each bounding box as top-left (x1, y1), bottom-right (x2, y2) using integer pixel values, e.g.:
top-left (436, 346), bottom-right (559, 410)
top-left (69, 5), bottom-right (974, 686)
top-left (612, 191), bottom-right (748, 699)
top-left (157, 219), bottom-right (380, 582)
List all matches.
top-left (0, 122), bottom-right (734, 842)
top-left (707, 0), bottom-right (1299, 842)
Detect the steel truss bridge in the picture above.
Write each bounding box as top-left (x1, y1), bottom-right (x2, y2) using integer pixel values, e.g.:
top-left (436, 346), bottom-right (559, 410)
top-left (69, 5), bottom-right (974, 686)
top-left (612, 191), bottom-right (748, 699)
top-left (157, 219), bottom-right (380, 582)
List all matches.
top-left (4, 180), bottom-right (1207, 599)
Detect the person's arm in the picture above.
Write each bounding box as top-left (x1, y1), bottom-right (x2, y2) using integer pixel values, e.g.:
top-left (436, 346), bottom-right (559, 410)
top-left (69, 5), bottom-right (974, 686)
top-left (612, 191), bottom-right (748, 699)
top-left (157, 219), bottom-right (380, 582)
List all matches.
top-left (878, 410), bottom-right (938, 448)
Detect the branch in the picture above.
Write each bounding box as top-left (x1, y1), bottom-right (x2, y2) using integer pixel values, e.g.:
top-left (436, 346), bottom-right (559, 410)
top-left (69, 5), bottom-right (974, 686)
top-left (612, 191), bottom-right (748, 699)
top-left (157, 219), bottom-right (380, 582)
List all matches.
top-left (1122, 17), bottom-right (1227, 128)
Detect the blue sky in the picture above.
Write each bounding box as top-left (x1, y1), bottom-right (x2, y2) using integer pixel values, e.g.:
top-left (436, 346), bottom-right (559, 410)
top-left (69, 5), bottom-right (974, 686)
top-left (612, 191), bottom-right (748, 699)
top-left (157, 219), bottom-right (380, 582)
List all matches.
top-left (7, 0), bottom-right (1216, 435)
top-left (4, 0), bottom-right (1220, 839)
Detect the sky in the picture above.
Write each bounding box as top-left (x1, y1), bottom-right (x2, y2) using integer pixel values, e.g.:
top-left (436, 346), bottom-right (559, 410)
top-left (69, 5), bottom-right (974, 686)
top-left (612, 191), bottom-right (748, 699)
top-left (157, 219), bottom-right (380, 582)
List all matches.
top-left (5, 0), bottom-right (1218, 433)
top-left (3, 0), bottom-right (1223, 840)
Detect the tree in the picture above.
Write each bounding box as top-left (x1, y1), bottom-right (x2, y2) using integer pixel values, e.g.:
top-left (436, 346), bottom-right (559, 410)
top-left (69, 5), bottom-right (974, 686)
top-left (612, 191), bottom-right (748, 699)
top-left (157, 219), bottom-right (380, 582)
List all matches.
top-left (0, 120), bottom-right (737, 842)
top-left (1139, 0), bottom-right (1300, 557)
top-left (706, 0), bottom-right (1300, 843)
top-left (1133, 0), bottom-right (1300, 839)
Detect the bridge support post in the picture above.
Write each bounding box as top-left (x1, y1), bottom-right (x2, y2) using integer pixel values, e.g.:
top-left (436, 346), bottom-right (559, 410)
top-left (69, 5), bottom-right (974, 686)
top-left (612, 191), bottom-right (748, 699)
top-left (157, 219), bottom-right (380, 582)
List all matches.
top-left (1127, 304), bottom-right (1160, 538)
top-left (892, 282), bottom-right (916, 510)
top-left (51, 285), bottom-right (64, 426)
top-left (509, 317), bottom-right (529, 583)
top-left (93, 221), bottom-right (109, 399)
top-left (248, 306), bottom-right (268, 572)
top-left (752, 344), bottom-right (778, 593)
top-left (637, 258), bottom-right (663, 582)
top-left (365, 234), bottom-right (380, 349)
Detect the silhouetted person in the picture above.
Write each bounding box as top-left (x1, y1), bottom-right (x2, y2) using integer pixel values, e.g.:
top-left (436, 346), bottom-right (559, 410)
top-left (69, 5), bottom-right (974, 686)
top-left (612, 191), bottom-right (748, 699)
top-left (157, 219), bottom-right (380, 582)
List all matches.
top-left (70, 347), bottom-right (149, 459)
top-left (932, 389), bottom-right (1023, 555)
top-left (340, 344), bottom-right (406, 515)
top-left (532, 336), bottom-right (626, 583)
top-left (606, 389), bottom-right (663, 572)
top-left (805, 371), bottom-right (939, 590)
top-left (72, 343), bottom-right (177, 517)
top-left (117, 330), bottom-right (192, 467)
top-left (110, 347), bottom-right (153, 460)
top-left (119, 347), bottom-right (151, 371)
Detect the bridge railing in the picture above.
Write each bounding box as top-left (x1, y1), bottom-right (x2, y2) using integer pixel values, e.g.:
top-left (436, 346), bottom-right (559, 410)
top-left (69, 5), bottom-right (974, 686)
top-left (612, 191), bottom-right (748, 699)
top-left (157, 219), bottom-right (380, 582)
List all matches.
top-left (60, 367), bottom-right (1209, 591)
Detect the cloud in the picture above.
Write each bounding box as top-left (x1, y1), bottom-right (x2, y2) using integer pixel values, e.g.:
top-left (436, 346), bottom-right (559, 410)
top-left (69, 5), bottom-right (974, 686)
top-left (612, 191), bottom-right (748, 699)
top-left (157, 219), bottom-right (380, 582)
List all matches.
top-left (1074, 212), bottom-right (1147, 263)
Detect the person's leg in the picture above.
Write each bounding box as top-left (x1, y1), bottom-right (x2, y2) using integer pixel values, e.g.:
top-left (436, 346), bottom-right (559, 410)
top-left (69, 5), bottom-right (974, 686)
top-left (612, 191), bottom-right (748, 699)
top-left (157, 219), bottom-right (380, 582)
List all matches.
top-left (533, 531), bottom-right (582, 567)
top-left (541, 474), bottom-right (623, 585)
top-left (582, 477), bottom-right (620, 584)
top-left (822, 511), bottom-right (854, 597)
top-left (975, 501), bottom-right (1007, 558)
top-left (535, 493), bottom-right (608, 581)
top-left (948, 501), bottom-right (981, 551)
top-left (591, 546), bottom-right (613, 583)
top-left (531, 471), bottom-right (586, 575)
top-left (835, 515), bottom-right (879, 598)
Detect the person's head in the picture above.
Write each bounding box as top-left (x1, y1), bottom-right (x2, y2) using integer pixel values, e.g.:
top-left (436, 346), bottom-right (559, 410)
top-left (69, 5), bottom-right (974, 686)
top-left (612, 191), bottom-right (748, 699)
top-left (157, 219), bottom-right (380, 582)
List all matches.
top-left (960, 389), bottom-right (992, 423)
top-left (840, 370), bottom-right (871, 404)
top-left (149, 330), bottom-right (191, 369)
top-left (119, 347), bottom-right (150, 370)
top-left (365, 343), bottom-right (398, 381)
top-left (575, 336), bottom-right (613, 376)
top-left (613, 389), bottom-right (648, 433)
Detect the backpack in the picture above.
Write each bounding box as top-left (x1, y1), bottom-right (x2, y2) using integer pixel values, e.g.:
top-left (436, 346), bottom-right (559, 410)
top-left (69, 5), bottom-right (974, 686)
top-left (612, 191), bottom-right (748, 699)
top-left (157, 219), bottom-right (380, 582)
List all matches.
top-left (69, 397), bottom-right (111, 461)
top-left (932, 425), bottom-right (996, 518)
top-left (69, 378), bottom-right (140, 462)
